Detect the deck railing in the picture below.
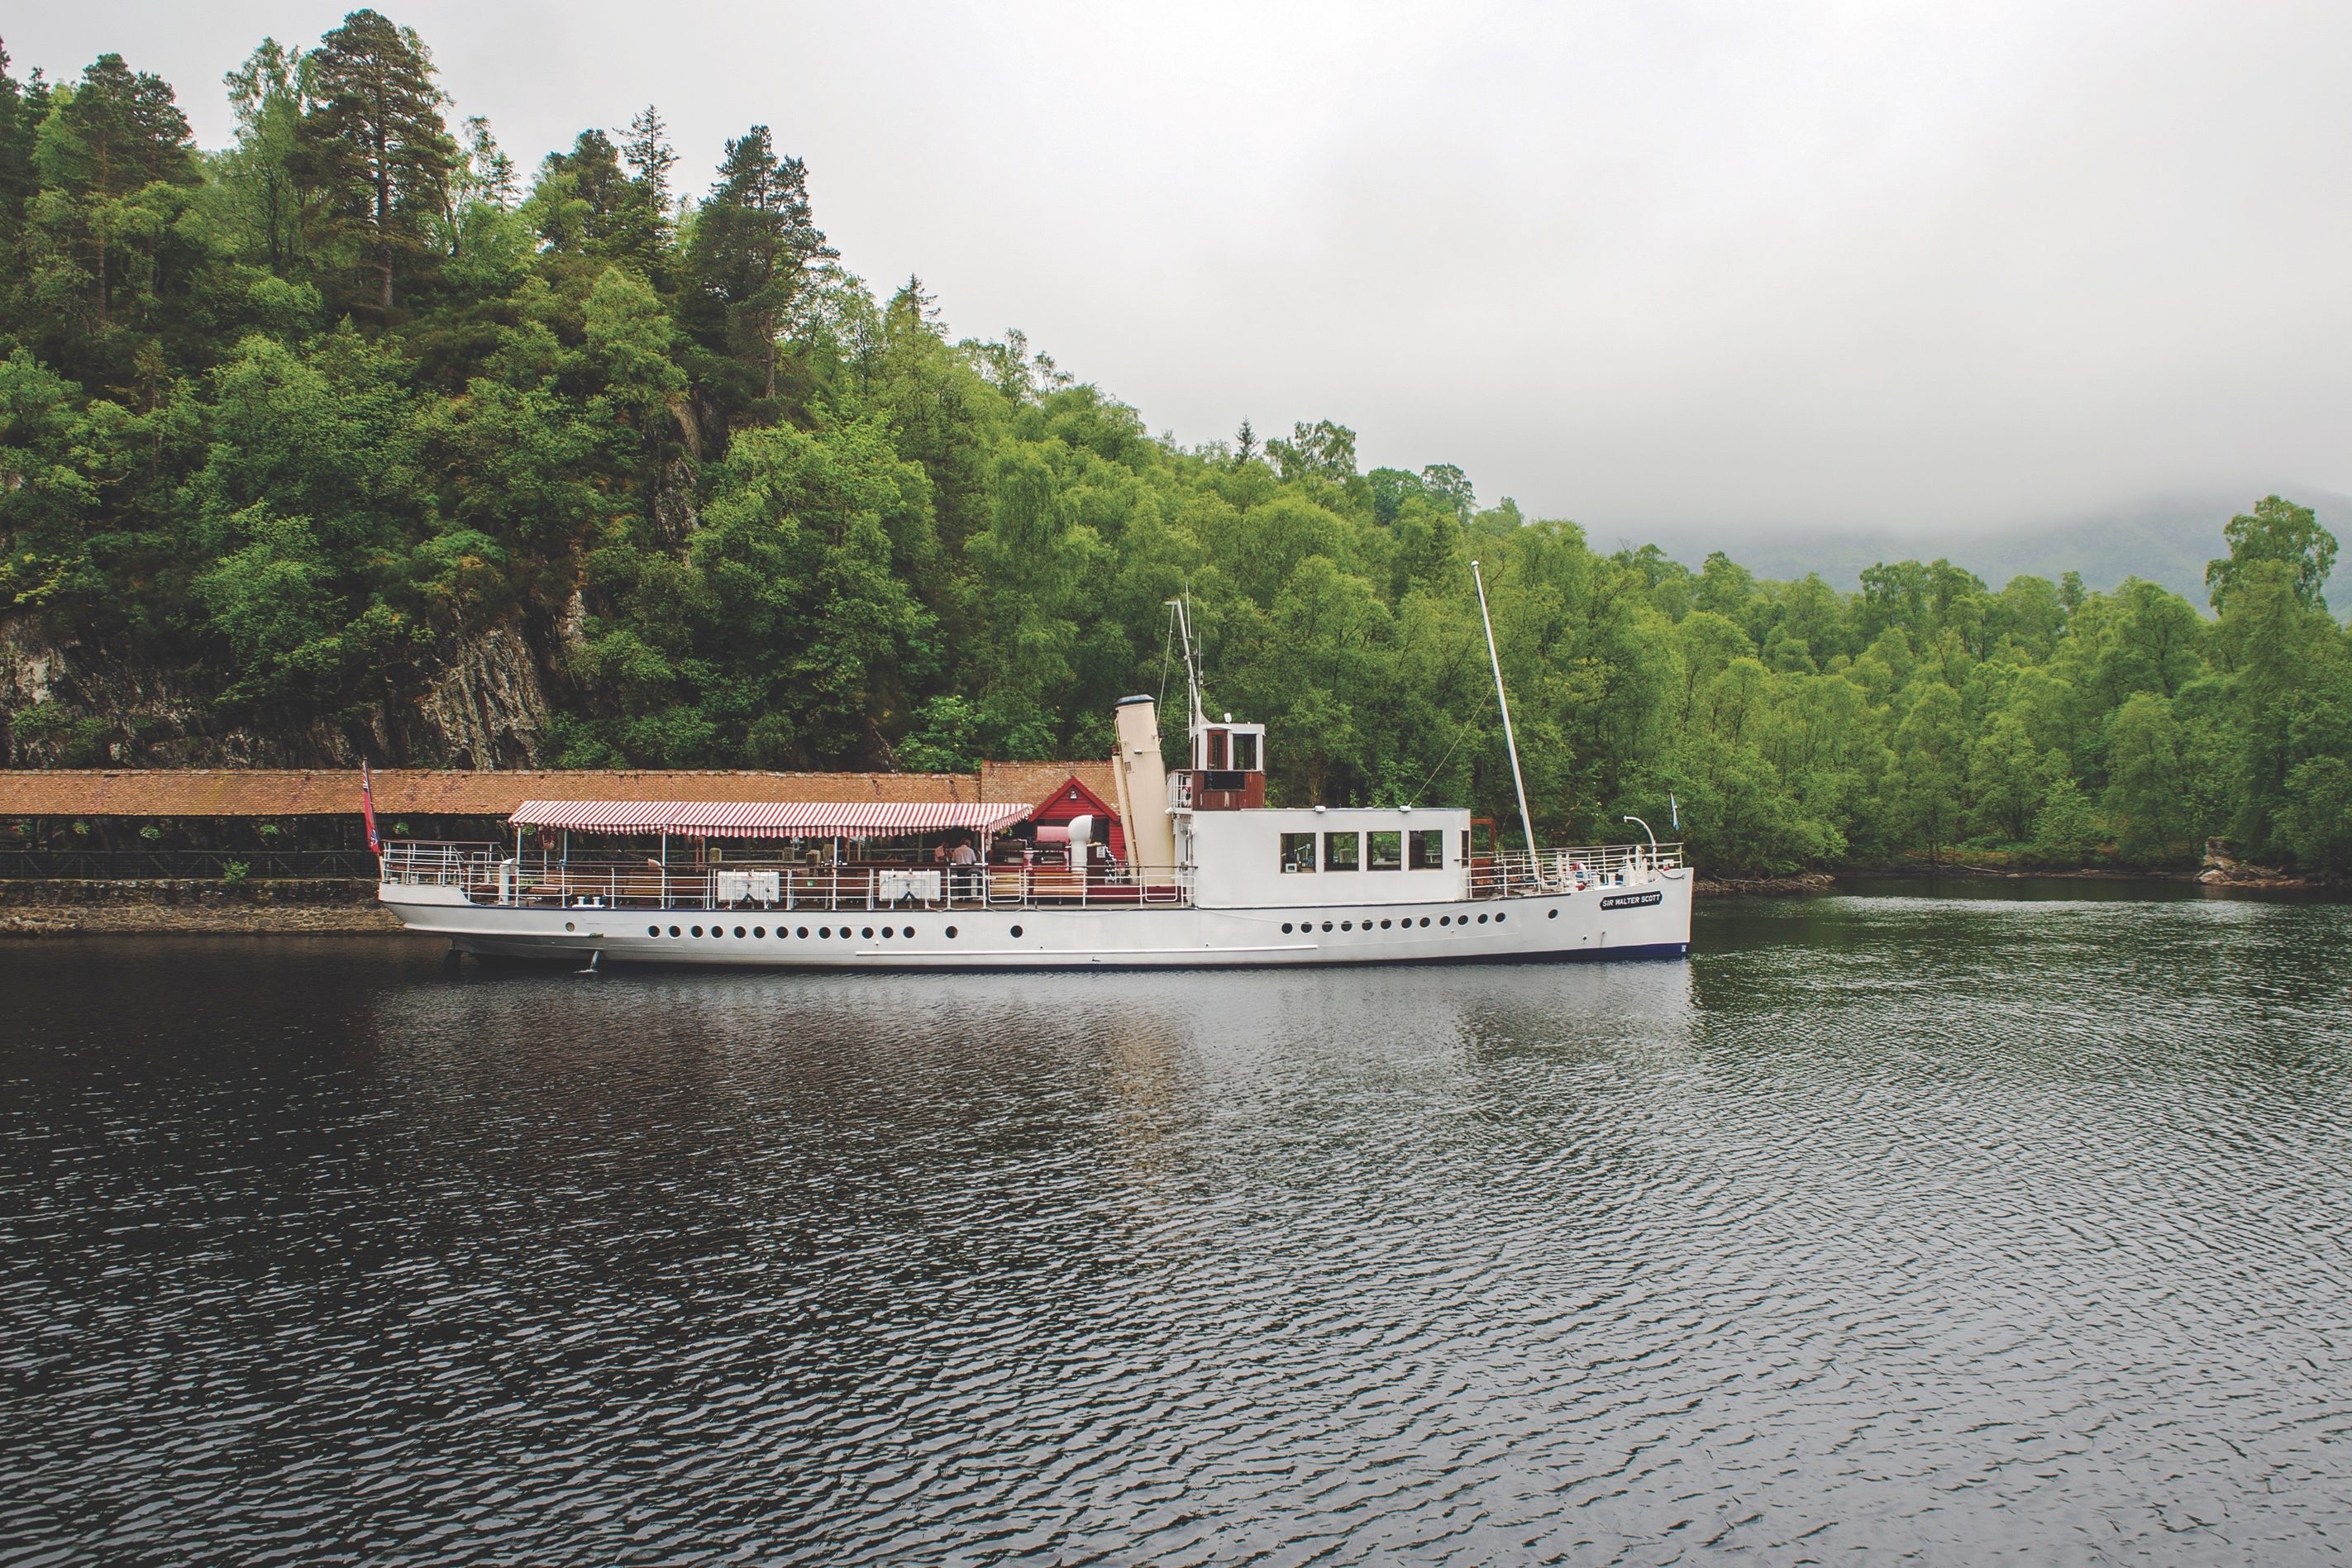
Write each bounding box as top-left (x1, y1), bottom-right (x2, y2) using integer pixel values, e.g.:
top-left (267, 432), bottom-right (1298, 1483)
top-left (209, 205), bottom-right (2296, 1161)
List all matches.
top-left (379, 839), bottom-right (1681, 910)
top-left (1467, 841), bottom-right (1685, 898)
top-left (379, 842), bottom-right (1194, 912)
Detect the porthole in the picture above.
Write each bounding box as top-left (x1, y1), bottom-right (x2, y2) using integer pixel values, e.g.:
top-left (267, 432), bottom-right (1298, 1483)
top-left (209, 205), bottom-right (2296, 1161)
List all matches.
top-left (1010, 924), bottom-right (1024, 938)
top-left (1341, 920), bottom-right (1353, 932)
top-left (839, 928), bottom-right (852, 940)
top-left (1380, 918), bottom-right (1392, 930)
top-left (945, 926), bottom-right (958, 938)
top-left (733, 926), bottom-right (747, 938)
top-left (880, 927), bottom-right (893, 940)
top-left (1477, 914), bottom-right (1488, 924)
top-left (565, 921), bottom-right (576, 932)
top-left (1496, 913), bottom-right (1506, 923)
top-left (1548, 908), bottom-right (1558, 919)
top-left (691, 925), bottom-right (704, 937)
top-left (1282, 922), bottom-right (1294, 934)
top-left (818, 926), bottom-right (832, 938)
top-left (669, 925), bottom-right (681, 937)
top-left (902, 927), bottom-right (914, 939)
top-left (648, 925), bottom-right (661, 937)
top-left (861, 927), bottom-right (875, 939)
top-left (797, 927), bottom-right (810, 938)
top-left (1438, 916), bottom-right (1451, 927)
top-left (1321, 921), bottom-right (1333, 932)
top-left (754, 926), bottom-right (766, 938)
top-left (1419, 917), bottom-right (1430, 927)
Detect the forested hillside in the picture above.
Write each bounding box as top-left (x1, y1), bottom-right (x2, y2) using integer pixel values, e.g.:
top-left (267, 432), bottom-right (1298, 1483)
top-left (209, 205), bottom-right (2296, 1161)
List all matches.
top-left (2, 13), bottom-right (2349, 874)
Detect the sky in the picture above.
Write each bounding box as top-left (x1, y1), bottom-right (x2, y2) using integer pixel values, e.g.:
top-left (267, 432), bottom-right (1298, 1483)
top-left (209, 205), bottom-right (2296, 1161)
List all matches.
top-left (10, 2), bottom-right (2350, 550)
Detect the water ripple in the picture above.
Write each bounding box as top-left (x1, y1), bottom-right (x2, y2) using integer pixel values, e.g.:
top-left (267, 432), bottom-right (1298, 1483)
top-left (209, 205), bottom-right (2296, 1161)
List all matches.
top-left (3, 887), bottom-right (2350, 1563)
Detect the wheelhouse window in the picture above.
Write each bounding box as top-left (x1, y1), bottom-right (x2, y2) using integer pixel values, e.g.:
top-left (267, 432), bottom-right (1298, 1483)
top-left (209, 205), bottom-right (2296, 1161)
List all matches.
top-left (1367, 830), bottom-right (1403, 870)
top-left (1280, 832), bottom-right (1317, 873)
top-left (1323, 831), bottom-right (1361, 871)
top-left (1233, 732), bottom-right (1259, 771)
top-left (1409, 829), bottom-right (1444, 870)
top-left (1206, 728), bottom-right (1228, 770)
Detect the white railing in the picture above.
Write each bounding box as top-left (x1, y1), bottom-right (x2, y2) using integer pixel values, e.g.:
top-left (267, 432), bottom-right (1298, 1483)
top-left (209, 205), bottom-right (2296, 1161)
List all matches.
top-left (1469, 841), bottom-right (1685, 898)
top-left (379, 841), bottom-right (499, 889)
top-left (380, 838), bottom-right (1675, 909)
top-left (379, 842), bottom-right (1193, 912)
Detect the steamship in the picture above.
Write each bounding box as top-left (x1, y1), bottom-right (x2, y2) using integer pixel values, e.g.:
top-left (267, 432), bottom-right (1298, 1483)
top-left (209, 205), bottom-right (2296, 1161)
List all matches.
top-left (375, 586), bottom-right (1693, 969)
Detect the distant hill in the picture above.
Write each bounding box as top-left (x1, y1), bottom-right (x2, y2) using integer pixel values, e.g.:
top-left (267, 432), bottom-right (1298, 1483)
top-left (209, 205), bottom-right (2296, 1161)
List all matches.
top-left (1614, 488), bottom-right (2352, 611)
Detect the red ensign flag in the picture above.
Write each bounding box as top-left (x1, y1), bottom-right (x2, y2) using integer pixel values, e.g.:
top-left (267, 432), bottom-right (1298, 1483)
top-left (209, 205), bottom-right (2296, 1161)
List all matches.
top-left (361, 760), bottom-right (380, 855)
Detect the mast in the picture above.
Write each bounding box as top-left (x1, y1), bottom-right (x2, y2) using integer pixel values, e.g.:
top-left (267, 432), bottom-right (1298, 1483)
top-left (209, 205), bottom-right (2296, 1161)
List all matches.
top-left (1169, 594), bottom-right (1207, 736)
top-left (1471, 559), bottom-right (1541, 872)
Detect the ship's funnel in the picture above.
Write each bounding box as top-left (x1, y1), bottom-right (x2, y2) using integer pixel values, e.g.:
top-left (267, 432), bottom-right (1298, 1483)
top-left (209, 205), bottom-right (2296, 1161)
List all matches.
top-left (1112, 695), bottom-right (1176, 872)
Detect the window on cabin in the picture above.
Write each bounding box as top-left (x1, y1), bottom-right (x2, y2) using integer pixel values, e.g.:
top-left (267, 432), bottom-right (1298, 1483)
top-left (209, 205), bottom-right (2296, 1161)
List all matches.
top-left (1233, 732), bottom-right (1259, 771)
top-left (1409, 829), bottom-right (1444, 870)
top-left (1324, 831), bottom-right (1361, 871)
top-left (1207, 729), bottom-right (1228, 770)
top-left (1280, 832), bottom-right (1316, 873)
top-left (1367, 831), bottom-right (1402, 870)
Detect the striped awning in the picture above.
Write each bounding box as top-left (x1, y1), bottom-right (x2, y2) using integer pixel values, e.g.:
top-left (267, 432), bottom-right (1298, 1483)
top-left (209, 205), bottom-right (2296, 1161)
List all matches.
top-left (508, 799), bottom-right (1036, 839)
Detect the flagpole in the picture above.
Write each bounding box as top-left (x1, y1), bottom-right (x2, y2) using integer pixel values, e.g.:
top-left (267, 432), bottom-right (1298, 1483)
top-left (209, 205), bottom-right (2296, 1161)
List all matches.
top-left (360, 759), bottom-right (380, 859)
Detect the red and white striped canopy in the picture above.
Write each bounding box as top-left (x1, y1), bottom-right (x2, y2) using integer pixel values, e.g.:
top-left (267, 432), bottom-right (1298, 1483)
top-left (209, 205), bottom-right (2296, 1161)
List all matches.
top-left (510, 799), bottom-right (1036, 839)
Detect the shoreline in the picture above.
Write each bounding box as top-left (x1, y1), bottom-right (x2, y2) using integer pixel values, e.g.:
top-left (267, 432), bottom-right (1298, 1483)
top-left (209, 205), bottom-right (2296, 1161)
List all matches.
top-left (1699, 863), bottom-right (2330, 896)
top-left (0, 879), bottom-right (402, 937)
top-left (3, 857), bottom-right (2331, 935)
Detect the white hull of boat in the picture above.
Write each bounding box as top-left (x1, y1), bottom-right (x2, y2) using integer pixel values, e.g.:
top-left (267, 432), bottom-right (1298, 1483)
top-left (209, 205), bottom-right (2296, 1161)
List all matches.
top-left (380, 875), bottom-right (1694, 970)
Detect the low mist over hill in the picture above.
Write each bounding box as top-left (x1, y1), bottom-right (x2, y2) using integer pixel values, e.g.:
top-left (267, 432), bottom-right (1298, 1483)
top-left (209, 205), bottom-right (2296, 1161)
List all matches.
top-left (1625, 490), bottom-right (2352, 611)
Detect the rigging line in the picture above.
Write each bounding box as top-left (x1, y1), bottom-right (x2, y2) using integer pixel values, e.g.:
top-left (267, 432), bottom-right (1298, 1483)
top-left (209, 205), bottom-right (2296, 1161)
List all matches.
top-left (1403, 651), bottom-right (1496, 808)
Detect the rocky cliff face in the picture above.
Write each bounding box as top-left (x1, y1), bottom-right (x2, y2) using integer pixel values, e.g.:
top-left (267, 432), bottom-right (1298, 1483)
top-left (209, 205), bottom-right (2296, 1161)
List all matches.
top-left (404, 621), bottom-right (552, 770)
top-left (1, 612), bottom-right (557, 770)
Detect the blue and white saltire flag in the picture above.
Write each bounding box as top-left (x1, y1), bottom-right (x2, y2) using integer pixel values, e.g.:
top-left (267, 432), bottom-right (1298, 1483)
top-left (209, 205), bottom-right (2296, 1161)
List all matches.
top-left (1669, 792), bottom-right (1680, 832)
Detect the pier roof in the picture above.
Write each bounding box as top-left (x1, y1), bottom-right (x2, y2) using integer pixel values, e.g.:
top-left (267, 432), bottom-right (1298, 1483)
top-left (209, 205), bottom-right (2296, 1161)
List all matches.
top-left (2, 760), bottom-right (1125, 821)
top-left (0, 767), bottom-right (1025, 818)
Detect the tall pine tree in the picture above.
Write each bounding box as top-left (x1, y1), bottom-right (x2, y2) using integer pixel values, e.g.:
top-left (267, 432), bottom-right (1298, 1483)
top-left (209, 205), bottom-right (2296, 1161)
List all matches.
top-left (685, 126), bottom-right (832, 401)
top-left (294, 8), bottom-right (455, 317)
top-left (26, 53), bottom-right (198, 360)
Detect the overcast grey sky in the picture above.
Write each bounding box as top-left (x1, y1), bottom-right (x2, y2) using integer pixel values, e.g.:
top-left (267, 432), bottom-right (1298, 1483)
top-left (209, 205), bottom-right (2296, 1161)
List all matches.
top-left (12, 2), bottom-right (2350, 543)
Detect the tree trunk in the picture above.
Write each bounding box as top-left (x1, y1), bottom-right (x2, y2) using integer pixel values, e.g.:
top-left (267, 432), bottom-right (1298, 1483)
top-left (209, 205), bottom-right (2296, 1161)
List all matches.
top-left (94, 129), bottom-right (110, 325)
top-left (374, 98), bottom-right (394, 313)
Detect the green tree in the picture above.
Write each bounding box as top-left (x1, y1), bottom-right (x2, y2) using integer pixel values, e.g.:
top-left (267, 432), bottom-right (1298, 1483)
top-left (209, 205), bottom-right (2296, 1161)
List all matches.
top-left (2280, 756), bottom-right (2352, 875)
top-left (685, 124), bottom-right (832, 400)
top-left (2031, 776), bottom-right (2102, 864)
top-left (1968, 710), bottom-right (2051, 841)
top-left (294, 8), bottom-right (456, 317)
top-left (28, 52), bottom-right (200, 355)
top-left (2206, 494), bottom-right (2336, 612)
top-left (1266, 419), bottom-right (1357, 484)
top-left (2102, 692), bottom-right (2197, 863)
top-left (1890, 680), bottom-right (1967, 862)
top-left (219, 40), bottom-right (305, 274)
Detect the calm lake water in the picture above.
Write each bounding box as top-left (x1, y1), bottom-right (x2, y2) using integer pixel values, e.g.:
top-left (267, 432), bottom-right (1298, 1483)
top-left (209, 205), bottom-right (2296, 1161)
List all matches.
top-left (3, 883), bottom-right (2349, 1565)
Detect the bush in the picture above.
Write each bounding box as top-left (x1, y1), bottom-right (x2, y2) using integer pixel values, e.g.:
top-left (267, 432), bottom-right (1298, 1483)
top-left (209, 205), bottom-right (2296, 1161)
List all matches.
top-left (2030, 779), bottom-right (2102, 865)
top-left (220, 860), bottom-right (251, 890)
